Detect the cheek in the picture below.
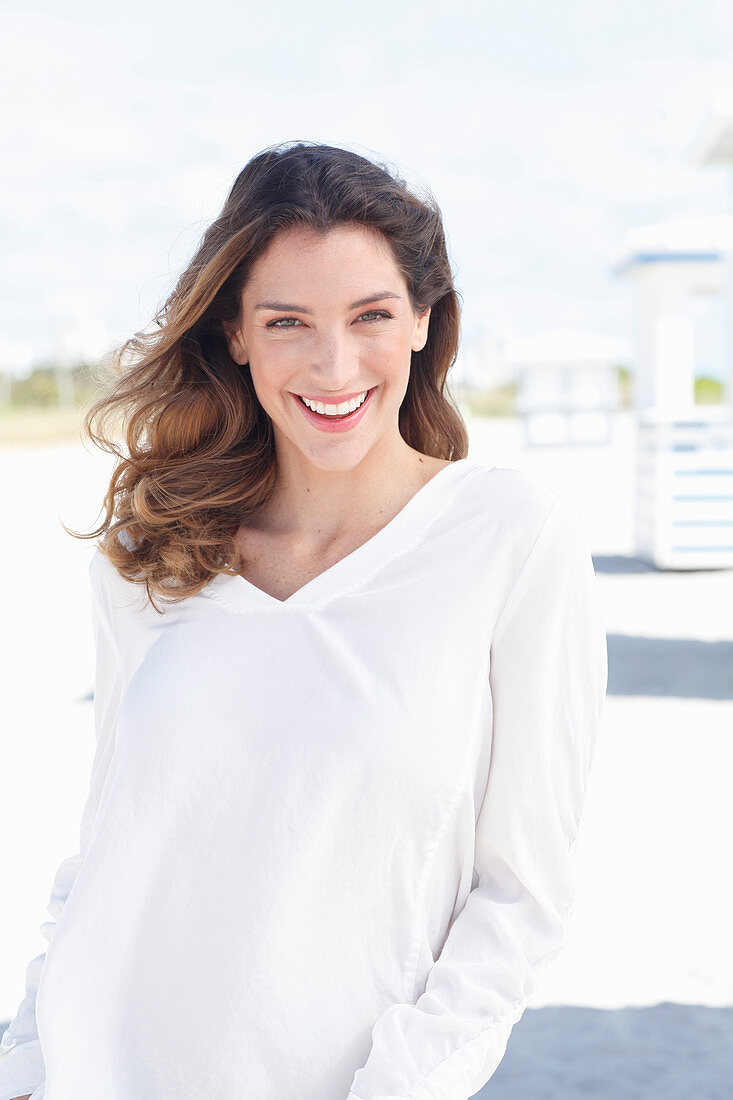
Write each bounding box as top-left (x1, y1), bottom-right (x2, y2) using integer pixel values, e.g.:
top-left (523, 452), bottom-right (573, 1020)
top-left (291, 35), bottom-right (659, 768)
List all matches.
top-left (247, 343), bottom-right (296, 391)
top-left (362, 326), bottom-right (413, 364)
top-left (373, 334), bottom-right (414, 385)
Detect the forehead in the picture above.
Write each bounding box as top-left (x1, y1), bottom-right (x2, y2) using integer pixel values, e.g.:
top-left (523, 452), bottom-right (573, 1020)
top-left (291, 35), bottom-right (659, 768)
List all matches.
top-left (247, 223), bottom-right (398, 282)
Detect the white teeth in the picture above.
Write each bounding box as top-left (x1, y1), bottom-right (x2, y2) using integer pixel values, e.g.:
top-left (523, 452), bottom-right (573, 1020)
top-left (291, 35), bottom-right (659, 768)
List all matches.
top-left (300, 390), bottom-right (369, 416)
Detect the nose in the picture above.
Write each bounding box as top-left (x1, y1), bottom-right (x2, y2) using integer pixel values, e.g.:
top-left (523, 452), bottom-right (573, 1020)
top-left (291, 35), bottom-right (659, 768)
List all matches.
top-left (309, 328), bottom-right (361, 390)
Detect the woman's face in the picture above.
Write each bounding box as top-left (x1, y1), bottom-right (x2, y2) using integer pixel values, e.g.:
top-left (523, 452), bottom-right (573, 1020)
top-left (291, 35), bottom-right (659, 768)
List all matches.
top-left (224, 223), bottom-right (430, 472)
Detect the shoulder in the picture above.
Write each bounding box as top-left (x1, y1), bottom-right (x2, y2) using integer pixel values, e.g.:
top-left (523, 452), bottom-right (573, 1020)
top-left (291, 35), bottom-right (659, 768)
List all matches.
top-left (88, 527), bottom-right (156, 604)
top-left (462, 461), bottom-right (567, 537)
top-left (88, 545), bottom-right (174, 680)
top-left (458, 461), bottom-right (591, 581)
top-left (89, 545), bottom-right (153, 618)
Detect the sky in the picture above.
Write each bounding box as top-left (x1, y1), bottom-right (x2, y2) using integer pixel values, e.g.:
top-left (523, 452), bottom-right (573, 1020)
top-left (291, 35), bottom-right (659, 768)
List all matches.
top-left (2, 0), bottom-right (733, 380)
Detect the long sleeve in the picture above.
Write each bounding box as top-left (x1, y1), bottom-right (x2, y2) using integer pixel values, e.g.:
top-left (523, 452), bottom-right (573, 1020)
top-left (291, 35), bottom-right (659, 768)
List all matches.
top-left (347, 492), bottom-right (609, 1100)
top-left (0, 554), bottom-right (126, 1100)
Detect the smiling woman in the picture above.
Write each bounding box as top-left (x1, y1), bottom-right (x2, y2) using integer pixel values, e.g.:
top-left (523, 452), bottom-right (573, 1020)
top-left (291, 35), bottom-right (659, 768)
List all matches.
top-left (0, 141), bottom-right (607, 1100)
top-left (56, 139), bottom-right (469, 610)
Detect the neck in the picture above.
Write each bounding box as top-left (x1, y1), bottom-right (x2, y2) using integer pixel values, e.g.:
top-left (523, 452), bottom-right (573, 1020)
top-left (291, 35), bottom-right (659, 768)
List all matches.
top-left (247, 442), bottom-right (436, 545)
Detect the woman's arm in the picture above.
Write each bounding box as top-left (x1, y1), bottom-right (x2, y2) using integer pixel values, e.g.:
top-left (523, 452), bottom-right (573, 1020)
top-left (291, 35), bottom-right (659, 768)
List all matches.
top-left (0, 553), bottom-right (126, 1100)
top-left (347, 493), bottom-right (608, 1100)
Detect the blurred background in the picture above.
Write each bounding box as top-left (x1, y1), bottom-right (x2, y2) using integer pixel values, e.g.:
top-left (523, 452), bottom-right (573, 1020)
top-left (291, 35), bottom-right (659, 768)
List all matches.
top-left (1, 1), bottom-right (732, 1096)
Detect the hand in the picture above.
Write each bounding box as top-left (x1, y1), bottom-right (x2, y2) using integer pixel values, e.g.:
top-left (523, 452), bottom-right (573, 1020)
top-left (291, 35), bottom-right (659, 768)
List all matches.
top-left (10, 1094), bottom-right (32, 1099)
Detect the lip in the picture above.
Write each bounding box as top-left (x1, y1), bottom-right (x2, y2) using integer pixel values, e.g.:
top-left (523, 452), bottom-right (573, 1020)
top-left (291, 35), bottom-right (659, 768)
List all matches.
top-left (291, 385), bottom-right (377, 434)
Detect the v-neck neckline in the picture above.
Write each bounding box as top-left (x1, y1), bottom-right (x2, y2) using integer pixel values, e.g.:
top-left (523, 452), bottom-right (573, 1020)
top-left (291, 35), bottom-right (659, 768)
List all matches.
top-left (201, 457), bottom-right (481, 612)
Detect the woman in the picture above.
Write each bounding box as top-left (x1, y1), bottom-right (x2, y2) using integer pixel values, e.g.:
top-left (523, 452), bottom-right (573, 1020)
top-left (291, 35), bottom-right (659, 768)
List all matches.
top-left (0, 140), bottom-right (608, 1100)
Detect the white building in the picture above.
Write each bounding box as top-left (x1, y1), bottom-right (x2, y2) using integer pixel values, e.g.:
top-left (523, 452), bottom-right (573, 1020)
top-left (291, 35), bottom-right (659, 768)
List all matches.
top-left (609, 101), bottom-right (733, 570)
top-left (610, 213), bottom-right (733, 413)
top-left (500, 327), bottom-right (628, 446)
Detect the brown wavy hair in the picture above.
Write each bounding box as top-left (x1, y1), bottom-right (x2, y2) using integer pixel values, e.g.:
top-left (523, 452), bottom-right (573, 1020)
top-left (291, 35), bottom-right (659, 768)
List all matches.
top-left (67, 139), bottom-right (469, 612)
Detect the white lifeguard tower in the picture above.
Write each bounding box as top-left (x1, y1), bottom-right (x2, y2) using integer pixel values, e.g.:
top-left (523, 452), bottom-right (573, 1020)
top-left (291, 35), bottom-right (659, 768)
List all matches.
top-left (609, 96), bottom-right (733, 571)
top-left (501, 327), bottom-right (626, 446)
top-left (688, 91), bottom-right (733, 406)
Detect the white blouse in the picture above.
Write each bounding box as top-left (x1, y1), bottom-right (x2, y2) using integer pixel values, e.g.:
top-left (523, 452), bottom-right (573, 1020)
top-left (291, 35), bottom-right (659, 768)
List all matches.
top-left (0, 458), bottom-right (608, 1100)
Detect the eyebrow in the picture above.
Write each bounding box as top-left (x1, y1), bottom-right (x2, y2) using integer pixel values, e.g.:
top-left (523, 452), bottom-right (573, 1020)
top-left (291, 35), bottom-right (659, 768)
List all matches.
top-left (254, 291), bottom-right (402, 314)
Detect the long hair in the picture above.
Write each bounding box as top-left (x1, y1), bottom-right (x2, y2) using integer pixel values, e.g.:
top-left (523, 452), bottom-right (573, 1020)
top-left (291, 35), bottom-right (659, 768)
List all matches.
top-left (67, 140), bottom-right (469, 612)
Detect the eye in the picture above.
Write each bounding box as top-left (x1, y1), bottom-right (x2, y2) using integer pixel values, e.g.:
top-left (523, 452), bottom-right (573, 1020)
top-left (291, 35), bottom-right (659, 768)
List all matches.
top-left (265, 310), bottom-right (393, 329)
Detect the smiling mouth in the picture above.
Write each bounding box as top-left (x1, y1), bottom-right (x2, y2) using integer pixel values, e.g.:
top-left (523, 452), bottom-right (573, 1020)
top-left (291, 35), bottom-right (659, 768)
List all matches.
top-left (295, 387), bottom-right (375, 418)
